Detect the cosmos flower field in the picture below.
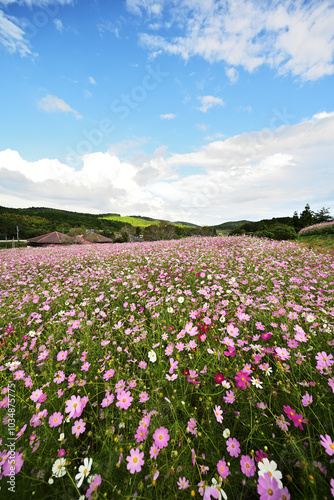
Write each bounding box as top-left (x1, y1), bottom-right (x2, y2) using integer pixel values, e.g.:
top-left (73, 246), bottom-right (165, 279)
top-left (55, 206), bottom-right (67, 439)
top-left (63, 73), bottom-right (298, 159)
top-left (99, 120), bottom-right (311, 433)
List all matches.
top-left (0, 235), bottom-right (334, 499)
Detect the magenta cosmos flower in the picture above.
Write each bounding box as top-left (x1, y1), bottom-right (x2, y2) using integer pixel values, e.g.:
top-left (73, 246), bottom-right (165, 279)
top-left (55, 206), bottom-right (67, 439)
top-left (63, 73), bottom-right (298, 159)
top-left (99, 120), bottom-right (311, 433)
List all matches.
top-left (217, 459), bottom-right (230, 478)
top-left (116, 390), bottom-right (133, 410)
top-left (153, 426), bottom-right (170, 449)
top-left (235, 370), bottom-right (251, 390)
top-left (126, 447), bottom-right (144, 474)
top-left (320, 434), bottom-right (334, 456)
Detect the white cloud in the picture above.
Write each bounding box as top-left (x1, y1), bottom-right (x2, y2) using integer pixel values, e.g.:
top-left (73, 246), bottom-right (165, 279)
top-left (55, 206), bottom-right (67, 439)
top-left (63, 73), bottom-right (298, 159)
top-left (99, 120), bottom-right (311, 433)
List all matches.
top-left (89, 76), bottom-right (96, 85)
top-left (0, 111), bottom-right (334, 225)
top-left (53, 18), bottom-right (63, 32)
top-left (160, 113), bottom-right (175, 119)
top-left (0, 10), bottom-right (31, 56)
top-left (38, 94), bottom-right (82, 119)
top-left (197, 95), bottom-right (224, 113)
top-left (225, 67), bottom-right (238, 83)
top-left (135, 0), bottom-right (334, 81)
top-left (0, 0), bottom-right (74, 55)
top-left (196, 123), bottom-right (209, 131)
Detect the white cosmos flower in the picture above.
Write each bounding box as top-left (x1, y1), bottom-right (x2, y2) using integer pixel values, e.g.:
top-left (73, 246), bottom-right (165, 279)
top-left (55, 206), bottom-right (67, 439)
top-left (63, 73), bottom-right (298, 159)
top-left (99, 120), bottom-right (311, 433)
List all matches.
top-left (52, 458), bottom-right (66, 478)
top-left (177, 297), bottom-right (184, 303)
top-left (167, 307), bottom-right (174, 313)
top-left (75, 458), bottom-right (93, 488)
top-left (258, 458), bottom-right (283, 489)
top-left (148, 350), bottom-right (157, 363)
top-left (223, 428), bottom-right (230, 439)
top-left (251, 377), bottom-right (263, 389)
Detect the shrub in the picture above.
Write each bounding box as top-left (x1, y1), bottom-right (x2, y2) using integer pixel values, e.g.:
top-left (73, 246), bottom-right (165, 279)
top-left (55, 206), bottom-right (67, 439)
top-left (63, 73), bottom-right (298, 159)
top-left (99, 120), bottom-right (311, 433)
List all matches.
top-left (298, 221), bottom-right (334, 236)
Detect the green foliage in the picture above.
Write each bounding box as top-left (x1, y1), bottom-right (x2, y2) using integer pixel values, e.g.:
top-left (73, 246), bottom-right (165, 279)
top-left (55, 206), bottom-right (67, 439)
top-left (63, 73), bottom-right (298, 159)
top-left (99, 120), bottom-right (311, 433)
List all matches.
top-left (298, 221), bottom-right (334, 237)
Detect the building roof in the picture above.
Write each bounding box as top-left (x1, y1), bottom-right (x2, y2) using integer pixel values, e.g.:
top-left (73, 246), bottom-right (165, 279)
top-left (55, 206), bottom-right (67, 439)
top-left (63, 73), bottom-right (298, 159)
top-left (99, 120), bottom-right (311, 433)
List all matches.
top-left (27, 231), bottom-right (72, 246)
top-left (74, 232), bottom-right (113, 244)
top-left (82, 232), bottom-right (113, 243)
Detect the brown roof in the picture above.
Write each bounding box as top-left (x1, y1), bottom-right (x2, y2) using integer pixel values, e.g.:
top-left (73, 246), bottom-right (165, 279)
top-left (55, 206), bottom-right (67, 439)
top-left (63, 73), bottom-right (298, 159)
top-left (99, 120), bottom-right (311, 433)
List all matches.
top-left (27, 231), bottom-right (72, 246)
top-left (82, 232), bottom-right (113, 243)
top-left (73, 232), bottom-right (113, 244)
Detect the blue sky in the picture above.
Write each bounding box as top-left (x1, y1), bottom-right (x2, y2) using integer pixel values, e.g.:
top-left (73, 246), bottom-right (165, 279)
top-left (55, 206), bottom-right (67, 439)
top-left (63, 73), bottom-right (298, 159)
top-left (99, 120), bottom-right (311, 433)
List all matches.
top-left (1, 0), bottom-right (334, 225)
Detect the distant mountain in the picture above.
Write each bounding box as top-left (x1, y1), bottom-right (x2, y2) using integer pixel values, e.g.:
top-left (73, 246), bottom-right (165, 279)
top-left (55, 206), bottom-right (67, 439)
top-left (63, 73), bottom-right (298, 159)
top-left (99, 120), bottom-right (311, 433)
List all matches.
top-left (173, 221), bottom-right (200, 227)
top-left (211, 220), bottom-right (252, 231)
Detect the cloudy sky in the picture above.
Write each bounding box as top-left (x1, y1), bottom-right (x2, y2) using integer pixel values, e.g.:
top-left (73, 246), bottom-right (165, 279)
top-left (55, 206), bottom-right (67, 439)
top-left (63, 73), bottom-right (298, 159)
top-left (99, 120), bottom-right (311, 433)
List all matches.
top-left (1, 0), bottom-right (334, 225)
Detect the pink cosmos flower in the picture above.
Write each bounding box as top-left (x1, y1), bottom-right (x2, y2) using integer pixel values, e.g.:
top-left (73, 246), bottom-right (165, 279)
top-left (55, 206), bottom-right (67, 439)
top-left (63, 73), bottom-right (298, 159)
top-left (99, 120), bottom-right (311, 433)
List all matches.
top-left (226, 437), bottom-right (241, 457)
top-left (257, 472), bottom-right (281, 500)
top-left (38, 393), bottom-right (47, 403)
top-left (126, 447), bottom-right (144, 474)
top-left (224, 390), bottom-right (235, 404)
top-left (65, 395), bottom-right (83, 419)
top-left (203, 486), bottom-right (220, 499)
top-left (320, 434), bottom-right (334, 456)
top-left (227, 324), bottom-right (239, 337)
top-left (169, 358), bottom-right (178, 374)
top-left (72, 418), bottom-right (86, 437)
top-left (316, 351), bottom-right (334, 370)
top-left (149, 444), bottom-right (160, 459)
top-left (2, 452), bottom-right (24, 476)
top-left (301, 393), bottom-right (313, 407)
top-left (328, 377), bottom-right (334, 393)
top-left (57, 350), bottom-right (68, 362)
top-left (30, 389), bottom-right (43, 402)
top-left (275, 347), bottom-right (290, 361)
top-left (153, 426), bottom-right (170, 449)
top-left (177, 476), bottom-right (189, 489)
top-left (116, 390), bottom-right (133, 410)
top-left (103, 369), bottom-right (115, 381)
top-left (187, 369), bottom-right (200, 385)
top-left (240, 455), bottom-right (256, 477)
top-left (278, 486), bottom-right (291, 499)
top-left (81, 362), bottom-right (91, 372)
top-left (101, 392), bottom-right (114, 408)
top-left (49, 412), bottom-right (63, 428)
top-left (54, 370), bottom-right (66, 384)
top-left (187, 418), bottom-right (197, 435)
top-left (85, 474), bottom-right (101, 499)
top-left (135, 425), bottom-right (148, 443)
top-left (217, 459), bottom-right (230, 478)
top-left (213, 405), bottom-right (223, 423)
top-left (139, 391), bottom-right (149, 402)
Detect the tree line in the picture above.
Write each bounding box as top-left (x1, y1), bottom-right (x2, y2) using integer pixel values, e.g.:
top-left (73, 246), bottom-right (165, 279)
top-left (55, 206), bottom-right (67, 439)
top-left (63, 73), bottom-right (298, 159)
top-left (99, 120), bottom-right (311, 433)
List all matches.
top-left (229, 204), bottom-right (333, 240)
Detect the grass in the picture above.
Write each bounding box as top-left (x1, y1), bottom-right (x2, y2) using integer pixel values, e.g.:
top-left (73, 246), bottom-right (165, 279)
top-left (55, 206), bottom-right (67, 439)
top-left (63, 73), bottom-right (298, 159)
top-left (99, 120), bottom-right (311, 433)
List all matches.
top-left (297, 235), bottom-right (334, 256)
top-left (100, 215), bottom-right (187, 228)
